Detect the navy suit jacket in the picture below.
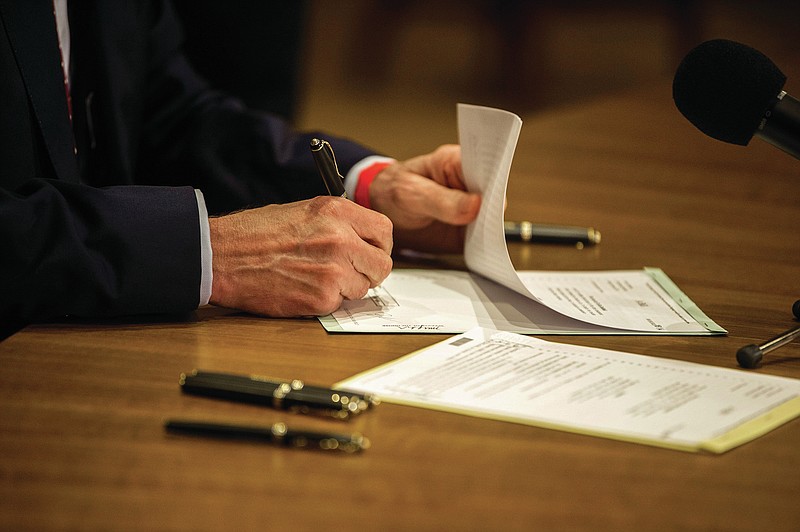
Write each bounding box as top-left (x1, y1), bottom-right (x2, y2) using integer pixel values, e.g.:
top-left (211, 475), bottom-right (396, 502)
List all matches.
top-left (0, 0), bottom-right (374, 324)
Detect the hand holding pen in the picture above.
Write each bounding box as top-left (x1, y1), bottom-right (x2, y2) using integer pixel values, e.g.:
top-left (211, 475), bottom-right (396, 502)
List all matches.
top-left (201, 137), bottom-right (392, 318)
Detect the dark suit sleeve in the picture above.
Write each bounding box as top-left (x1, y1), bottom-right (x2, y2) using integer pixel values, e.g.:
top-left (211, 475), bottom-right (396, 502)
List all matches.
top-left (0, 1), bottom-right (202, 324)
top-left (0, 180), bottom-right (201, 322)
top-left (0, 0), bottom-right (378, 325)
top-left (133, 0), bottom-right (377, 215)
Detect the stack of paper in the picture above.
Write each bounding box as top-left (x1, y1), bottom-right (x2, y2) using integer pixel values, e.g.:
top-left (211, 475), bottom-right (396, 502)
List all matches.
top-left (321, 104), bottom-right (725, 335)
top-left (336, 328), bottom-right (800, 453)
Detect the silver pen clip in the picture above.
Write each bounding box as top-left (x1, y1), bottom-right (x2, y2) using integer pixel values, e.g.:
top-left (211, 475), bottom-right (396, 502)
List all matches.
top-left (310, 138), bottom-right (347, 198)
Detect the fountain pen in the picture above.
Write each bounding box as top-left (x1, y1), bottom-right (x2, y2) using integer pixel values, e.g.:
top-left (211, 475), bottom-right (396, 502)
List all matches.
top-left (310, 138), bottom-right (348, 197)
top-left (504, 220), bottom-right (601, 248)
top-left (179, 370), bottom-right (378, 420)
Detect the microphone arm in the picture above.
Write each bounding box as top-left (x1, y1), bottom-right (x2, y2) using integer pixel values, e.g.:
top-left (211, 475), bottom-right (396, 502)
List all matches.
top-left (756, 91), bottom-right (800, 160)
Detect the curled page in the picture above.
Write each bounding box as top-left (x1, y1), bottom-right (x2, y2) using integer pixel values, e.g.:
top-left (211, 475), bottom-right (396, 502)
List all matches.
top-left (319, 104), bottom-right (724, 335)
top-left (458, 104), bottom-right (712, 332)
top-left (460, 103), bottom-right (528, 295)
top-left (458, 104), bottom-right (536, 299)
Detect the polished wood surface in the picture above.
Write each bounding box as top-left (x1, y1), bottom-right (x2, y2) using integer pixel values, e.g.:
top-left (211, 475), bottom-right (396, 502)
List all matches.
top-left (1, 84), bottom-right (798, 531)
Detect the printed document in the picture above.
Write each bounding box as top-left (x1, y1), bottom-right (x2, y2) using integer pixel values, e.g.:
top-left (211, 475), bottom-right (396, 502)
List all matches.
top-left (336, 328), bottom-right (800, 453)
top-left (320, 104), bottom-right (724, 335)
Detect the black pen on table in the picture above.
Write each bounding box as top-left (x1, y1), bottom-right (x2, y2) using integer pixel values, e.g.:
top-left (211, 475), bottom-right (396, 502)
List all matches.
top-left (178, 370), bottom-right (377, 420)
top-left (310, 138), bottom-right (348, 198)
top-left (504, 220), bottom-right (601, 248)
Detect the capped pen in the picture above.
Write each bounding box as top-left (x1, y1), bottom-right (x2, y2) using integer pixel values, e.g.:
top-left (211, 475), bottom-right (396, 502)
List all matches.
top-left (164, 419), bottom-right (370, 453)
top-left (179, 370), bottom-right (378, 420)
top-left (310, 137), bottom-right (347, 197)
top-left (504, 220), bottom-right (601, 248)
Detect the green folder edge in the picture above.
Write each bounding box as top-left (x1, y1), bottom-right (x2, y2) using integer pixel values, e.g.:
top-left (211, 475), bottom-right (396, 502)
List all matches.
top-left (319, 267), bottom-right (727, 335)
top-left (644, 267), bottom-right (727, 334)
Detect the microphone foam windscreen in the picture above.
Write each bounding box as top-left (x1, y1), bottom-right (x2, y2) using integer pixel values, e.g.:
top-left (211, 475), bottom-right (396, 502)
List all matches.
top-left (672, 39), bottom-right (786, 145)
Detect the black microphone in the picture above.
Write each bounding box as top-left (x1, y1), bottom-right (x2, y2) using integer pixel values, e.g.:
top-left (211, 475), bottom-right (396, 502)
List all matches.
top-left (673, 39), bottom-right (800, 160)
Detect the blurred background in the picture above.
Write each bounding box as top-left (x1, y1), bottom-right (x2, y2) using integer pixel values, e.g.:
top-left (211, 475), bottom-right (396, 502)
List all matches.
top-left (173, 0), bottom-right (800, 159)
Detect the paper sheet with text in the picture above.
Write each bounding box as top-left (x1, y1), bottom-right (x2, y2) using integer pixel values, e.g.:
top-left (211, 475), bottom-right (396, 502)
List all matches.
top-left (320, 104), bottom-right (724, 335)
top-left (336, 328), bottom-right (800, 453)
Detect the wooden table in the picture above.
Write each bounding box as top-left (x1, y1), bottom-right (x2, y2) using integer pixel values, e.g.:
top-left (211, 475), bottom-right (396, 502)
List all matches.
top-left (1, 83), bottom-right (798, 531)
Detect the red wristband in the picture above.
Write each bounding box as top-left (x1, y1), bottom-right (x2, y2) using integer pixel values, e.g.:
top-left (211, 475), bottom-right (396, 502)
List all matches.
top-left (354, 161), bottom-right (391, 209)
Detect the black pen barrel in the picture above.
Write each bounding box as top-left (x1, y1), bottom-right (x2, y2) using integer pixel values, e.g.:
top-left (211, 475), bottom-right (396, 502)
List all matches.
top-left (179, 370), bottom-right (373, 419)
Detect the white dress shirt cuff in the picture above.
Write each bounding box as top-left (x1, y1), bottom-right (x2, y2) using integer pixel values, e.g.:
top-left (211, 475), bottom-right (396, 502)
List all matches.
top-left (343, 155), bottom-right (396, 200)
top-left (195, 189), bottom-right (213, 306)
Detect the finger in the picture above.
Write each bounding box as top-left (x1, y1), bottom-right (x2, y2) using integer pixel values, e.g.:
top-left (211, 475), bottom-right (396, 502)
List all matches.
top-left (326, 202), bottom-right (393, 287)
top-left (337, 270), bottom-right (372, 302)
top-left (403, 144), bottom-right (465, 190)
top-left (348, 240), bottom-right (393, 288)
top-left (405, 176), bottom-right (481, 225)
top-left (343, 202), bottom-right (394, 255)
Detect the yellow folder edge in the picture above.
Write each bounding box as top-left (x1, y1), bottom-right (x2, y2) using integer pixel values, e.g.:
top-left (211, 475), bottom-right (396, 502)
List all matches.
top-left (334, 386), bottom-right (800, 455)
top-left (699, 395), bottom-right (800, 454)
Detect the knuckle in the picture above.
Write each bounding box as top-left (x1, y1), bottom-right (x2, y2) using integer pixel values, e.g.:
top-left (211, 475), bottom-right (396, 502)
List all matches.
top-left (377, 256), bottom-right (393, 284)
top-left (375, 212), bottom-right (394, 237)
top-left (308, 195), bottom-right (343, 217)
top-left (436, 143), bottom-right (458, 157)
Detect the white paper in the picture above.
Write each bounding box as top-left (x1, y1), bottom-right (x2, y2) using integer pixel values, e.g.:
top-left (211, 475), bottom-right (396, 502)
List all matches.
top-left (459, 104), bottom-right (529, 296)
top-left (336, 328), bottom-right (800, 452)
top-left (320, 104), bottom-right (723, 335)
top-left (323, 268), bottom-right (721, 334)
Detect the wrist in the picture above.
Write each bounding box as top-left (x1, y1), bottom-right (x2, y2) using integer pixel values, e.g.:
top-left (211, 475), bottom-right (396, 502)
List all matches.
top-left (356, 161), bottom-right (392, 209)
top-left (208, 215), bottom-right (234, 308)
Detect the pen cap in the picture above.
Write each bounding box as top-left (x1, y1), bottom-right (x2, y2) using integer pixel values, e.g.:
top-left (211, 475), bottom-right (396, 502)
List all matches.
top-left (310, 138), bottom-right (346, 196)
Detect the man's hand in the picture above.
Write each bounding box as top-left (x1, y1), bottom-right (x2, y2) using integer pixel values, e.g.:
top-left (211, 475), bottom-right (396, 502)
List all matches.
top-left (369, 144), bottom-right (480, 253)
top-left (209, 197), bottom-right (393, 317)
